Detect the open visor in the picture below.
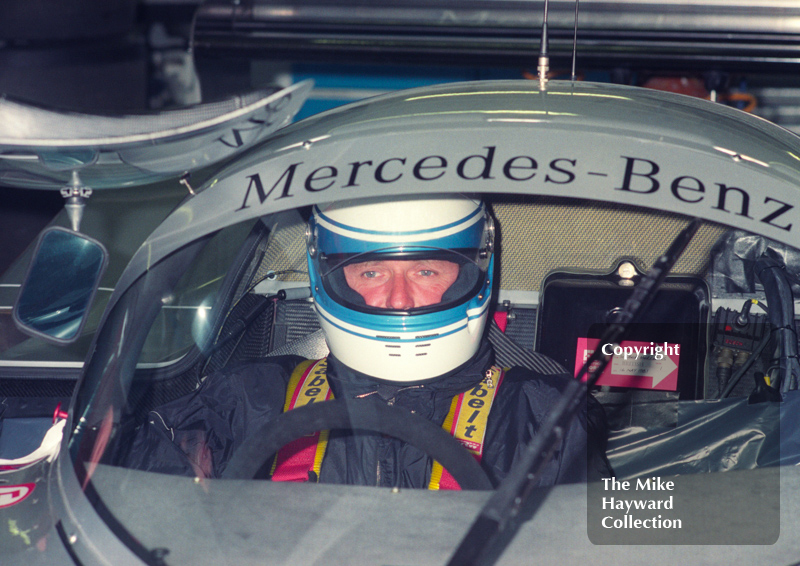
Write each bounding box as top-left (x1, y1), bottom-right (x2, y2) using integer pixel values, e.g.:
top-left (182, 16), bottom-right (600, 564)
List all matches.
top-left (316, 246), bottom-right (490, 316)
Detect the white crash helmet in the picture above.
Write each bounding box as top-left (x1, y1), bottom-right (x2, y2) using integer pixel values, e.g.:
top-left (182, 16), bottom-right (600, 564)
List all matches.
top-left (306, 194), bottom-right (495, 382)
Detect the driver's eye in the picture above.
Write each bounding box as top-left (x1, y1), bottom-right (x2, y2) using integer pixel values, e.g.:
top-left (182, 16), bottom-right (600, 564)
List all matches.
top-left (418, 270), bottom-right (435, 277)
top-left (362, 271), bottom-right (380, 279)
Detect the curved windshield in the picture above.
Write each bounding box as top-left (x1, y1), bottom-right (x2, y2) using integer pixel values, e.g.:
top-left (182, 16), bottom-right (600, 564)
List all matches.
top-left (68, 193), bottom-right (797, 563)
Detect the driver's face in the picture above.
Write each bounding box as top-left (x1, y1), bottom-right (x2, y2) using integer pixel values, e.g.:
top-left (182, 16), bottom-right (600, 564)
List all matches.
top-left (342, 259), bottom-right (460, 310)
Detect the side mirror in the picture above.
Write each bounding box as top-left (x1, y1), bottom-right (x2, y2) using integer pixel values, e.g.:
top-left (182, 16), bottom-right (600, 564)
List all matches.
top-left (13, 227), bottom-right (108, 344)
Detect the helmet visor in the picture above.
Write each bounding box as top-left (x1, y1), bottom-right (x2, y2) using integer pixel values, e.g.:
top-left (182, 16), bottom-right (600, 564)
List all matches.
top-left (318, 246), bottom-right (488, 316)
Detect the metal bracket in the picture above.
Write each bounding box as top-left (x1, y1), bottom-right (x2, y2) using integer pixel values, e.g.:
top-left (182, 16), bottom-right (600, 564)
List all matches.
top-left (60, 171), bottom-right (93, 232)
top-left (179, 172), bottom-right (196, 195)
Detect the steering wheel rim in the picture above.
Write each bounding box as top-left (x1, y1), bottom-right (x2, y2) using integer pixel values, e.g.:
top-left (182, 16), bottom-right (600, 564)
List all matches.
top-left (221, 397), bottom-right (493, 490)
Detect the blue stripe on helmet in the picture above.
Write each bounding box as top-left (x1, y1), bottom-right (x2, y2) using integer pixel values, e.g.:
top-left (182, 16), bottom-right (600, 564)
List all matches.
top-left (316, 308), bottom-right (470, 343)
top-left (315, 203), bottom-right (483, 237)
top-left (315, 214), bottom-right (486, 256)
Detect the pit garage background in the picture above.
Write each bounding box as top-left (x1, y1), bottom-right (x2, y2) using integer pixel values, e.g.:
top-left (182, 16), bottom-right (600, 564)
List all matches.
top-left (3, 0), bottom-right (800, 453)
top-left (6, 1), bottom-right (800, 270)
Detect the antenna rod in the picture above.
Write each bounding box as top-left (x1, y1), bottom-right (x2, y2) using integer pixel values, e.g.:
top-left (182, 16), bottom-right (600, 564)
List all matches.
top-left (571, 0), bottom-right (580, 81)
top-left (537, 0), bottom-right (550, 89)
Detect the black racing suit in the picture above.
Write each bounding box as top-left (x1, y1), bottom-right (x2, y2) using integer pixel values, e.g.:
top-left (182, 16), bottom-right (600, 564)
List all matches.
top-left (123, 341), bottom-right (609, 487)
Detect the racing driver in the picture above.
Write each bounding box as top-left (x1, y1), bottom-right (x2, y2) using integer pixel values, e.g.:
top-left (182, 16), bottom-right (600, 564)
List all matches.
top-left (126, 194), bottom-right (609, 489)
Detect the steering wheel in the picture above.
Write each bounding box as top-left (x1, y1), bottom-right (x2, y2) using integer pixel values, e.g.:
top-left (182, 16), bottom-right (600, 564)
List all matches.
top-left (221, 397), bottom-right (493, 490)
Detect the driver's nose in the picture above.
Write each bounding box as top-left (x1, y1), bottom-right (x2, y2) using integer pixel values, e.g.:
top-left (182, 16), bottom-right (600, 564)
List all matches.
top-left (387, 274), bottom-right (414, 310)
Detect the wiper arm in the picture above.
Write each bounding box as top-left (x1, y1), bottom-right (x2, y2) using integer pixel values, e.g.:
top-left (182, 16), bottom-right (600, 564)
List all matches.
top-left (447, 218), bottom-right (702, 566)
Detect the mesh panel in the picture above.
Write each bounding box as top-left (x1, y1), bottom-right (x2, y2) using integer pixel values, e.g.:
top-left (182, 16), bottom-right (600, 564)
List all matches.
top-left (209, 214), bottom-right (313, 365)
top-left (272, 301), bottom-right (321, 351)
top-left (205, 292), bottom-right (275, 374)
top-left (492, 196), bottom-right (727, 292)
top-left (227, 297), bottom-right (275, 364)
top-left (251, 212), bottom-right (309, 286)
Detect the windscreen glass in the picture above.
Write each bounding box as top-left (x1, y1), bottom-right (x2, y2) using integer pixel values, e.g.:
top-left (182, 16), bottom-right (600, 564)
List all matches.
top-left (68, 194), bottom-right (798, 562)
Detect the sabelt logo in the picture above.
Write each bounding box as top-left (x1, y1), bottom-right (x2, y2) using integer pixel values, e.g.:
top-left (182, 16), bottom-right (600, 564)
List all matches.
top-left (0, 484), bottom-right (35, 508)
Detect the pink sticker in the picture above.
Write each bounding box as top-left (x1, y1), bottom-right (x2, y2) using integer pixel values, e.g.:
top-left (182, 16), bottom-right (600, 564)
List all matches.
top-left (0, 483), bottom-right (36, 508)
top-left (575, 337), bottom-right (680, 391)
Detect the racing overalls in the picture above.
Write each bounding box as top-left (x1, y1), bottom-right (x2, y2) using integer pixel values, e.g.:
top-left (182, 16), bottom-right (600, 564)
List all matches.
top-left (122, 341), bottom-right (605, 487)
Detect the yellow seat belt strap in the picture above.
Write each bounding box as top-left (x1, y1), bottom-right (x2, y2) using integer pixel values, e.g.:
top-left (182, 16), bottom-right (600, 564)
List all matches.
top-left (272, 361), bottom-right (504, 489)
top-left (428, 366), bottom-right (505, 490)
top-left (270, 358), bottom-right (332, 482)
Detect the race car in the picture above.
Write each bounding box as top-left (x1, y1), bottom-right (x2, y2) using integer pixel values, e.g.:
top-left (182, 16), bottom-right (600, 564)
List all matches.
top-left (1, 77), bottom-right (799, 564)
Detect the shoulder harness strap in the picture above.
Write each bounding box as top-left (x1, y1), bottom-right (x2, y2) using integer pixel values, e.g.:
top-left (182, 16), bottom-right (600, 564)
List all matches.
top-left (428, 366), bottom-right (505, 490)
top-left (271, 360), bottom-right (505, 489)
top-left (270, 358), bottom-right (332, 482)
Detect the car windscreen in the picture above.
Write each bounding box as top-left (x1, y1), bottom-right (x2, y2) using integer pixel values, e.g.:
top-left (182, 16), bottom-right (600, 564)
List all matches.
top-left (66, 194), bottom-right (798, 562)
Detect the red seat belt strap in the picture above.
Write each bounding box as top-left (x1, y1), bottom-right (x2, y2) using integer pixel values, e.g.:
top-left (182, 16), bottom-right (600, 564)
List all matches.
top-left (271, 359), bottom-right (331, 482)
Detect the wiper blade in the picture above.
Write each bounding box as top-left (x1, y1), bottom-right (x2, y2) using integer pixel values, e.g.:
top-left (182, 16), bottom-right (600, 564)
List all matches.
top-left (447, 218), bottom-right (702, 566)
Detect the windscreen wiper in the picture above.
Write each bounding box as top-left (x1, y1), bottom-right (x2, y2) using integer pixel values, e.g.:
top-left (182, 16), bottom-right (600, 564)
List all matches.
top-left (447, 218), bottom-right (702, 566)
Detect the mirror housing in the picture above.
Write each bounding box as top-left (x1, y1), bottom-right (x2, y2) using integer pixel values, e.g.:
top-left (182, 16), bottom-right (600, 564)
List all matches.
top-left (13, 227), bottom-right (108, 344)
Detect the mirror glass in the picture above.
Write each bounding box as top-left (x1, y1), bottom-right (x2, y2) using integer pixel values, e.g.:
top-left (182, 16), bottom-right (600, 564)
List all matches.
top-left (14, 227), bottom-right (108, 343)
